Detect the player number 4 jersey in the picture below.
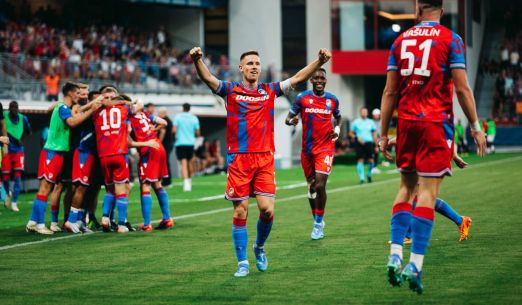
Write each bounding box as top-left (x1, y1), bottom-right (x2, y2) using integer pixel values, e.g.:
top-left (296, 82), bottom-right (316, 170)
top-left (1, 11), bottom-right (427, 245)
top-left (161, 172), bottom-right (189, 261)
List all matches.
top-left (290, 90), bottom-right (341, 155)
top-left (387, 21), bottom-right (466, 122)
top-left (93, 105), bottom-right (130, 157)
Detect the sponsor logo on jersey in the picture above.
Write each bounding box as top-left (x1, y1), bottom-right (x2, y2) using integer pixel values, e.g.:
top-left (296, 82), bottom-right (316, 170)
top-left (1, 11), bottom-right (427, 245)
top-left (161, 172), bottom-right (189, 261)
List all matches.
top-left (305, 108), bottom-right (332, 114)
top-left (403, 27), bottom-right (441, 38)
top-left (236, 95), bottom-right (270, 102)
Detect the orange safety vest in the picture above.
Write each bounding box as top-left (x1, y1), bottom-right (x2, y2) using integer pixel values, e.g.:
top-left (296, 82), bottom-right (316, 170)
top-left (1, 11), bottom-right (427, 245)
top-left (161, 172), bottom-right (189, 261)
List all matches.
top-left (45, 75), bottom-right (60, 95)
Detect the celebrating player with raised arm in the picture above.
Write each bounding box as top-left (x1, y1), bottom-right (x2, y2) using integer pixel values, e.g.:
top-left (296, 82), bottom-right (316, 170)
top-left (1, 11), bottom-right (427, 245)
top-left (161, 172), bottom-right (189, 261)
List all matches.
top-left (285, 68), bottom-right (341, 240)
top-left (379, 0), bottom-right (486, 294)
top-left (190, 46), bottom-right (331, 277)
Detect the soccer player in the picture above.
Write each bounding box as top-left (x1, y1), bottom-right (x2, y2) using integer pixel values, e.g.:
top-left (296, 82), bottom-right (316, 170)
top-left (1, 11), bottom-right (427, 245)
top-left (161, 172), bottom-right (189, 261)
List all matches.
top-left (129, 101), bottom-right (173, 231)
top-left (49, 83), bottom-right (89, 232)
top-left (93, 91), bottom-right (133, 233)
top-left (2, 101), bottom-right (31, 212)
top-left (350, 107), bottom-right (377, 184)
top-left (26, 82), bottom-right (100, 234)
top-left (190, 46), bottom-right (331, 277)
top-left (379, 0), bottom-right (486, 293)
top-left (284, 68), bottom-right (341, 240)
top-left (64, 91), bottom-right (105, 233)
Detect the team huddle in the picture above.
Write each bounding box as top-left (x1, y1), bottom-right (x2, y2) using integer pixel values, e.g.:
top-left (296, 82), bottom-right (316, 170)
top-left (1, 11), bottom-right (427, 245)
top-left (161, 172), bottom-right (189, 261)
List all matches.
top-left (19, 0), bottom-right (486, 294)
top-left (26, 83), bottom-right (173, 235)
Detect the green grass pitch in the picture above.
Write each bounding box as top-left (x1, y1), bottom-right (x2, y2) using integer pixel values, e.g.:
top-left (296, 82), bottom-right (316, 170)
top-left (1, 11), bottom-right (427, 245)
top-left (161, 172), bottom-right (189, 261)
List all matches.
top-left (0, 153), bottom-right (521, 305)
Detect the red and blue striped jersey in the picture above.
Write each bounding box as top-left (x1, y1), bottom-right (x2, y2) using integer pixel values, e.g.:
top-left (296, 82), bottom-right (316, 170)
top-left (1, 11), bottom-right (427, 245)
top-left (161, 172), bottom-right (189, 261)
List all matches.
top-left (290, 90), bottom-right (341, 155)
top-left (93, 104), bottom-right (130, 157)
top-left (387, 21), bottom-right (466, 122)
top-left (214, 81), bottom-right (286, 153)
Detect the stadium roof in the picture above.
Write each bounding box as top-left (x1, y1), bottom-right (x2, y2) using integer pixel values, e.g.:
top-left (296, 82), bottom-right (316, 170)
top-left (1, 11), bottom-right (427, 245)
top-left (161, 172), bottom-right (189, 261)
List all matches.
top-left (126, 0), bottom-right (226, 8)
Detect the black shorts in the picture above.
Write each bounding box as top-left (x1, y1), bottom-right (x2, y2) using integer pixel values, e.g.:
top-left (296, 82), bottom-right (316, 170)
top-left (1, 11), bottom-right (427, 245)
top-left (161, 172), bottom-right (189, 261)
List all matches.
top-left (355, 142), bottom-right (375, 160)
top-left (61, 151), bottom-right (73, 182)
top-left (176, 146), bottom-right (194, 161)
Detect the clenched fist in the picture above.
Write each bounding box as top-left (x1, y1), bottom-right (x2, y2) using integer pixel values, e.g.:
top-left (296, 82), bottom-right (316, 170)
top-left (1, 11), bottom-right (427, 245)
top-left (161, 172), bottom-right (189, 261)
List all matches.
top-left (190, 47), bottom-right (203, 62)
top-left (318, 48), bottom-right (331, 64)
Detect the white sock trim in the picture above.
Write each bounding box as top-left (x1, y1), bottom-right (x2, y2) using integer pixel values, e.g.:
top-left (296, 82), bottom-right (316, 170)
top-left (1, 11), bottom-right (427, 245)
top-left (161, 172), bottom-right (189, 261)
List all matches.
top-left (238, 260), bottom-right (249, 265)
top-left (410, 253), bottom-right (424, 271)
top-left (390, 244), bottom-right (403, 260)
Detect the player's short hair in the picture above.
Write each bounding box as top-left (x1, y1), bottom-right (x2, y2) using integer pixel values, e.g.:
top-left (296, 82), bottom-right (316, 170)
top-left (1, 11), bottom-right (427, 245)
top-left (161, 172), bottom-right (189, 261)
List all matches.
top-left (99, 85), bottom-right (119, 94)
top-left (240, 51), bottom-right (259, 61)
top-left (88, 90), bottom-right (100, 101)
top-left (113, 94), bottom-right (132, 102)
top-left (418, 0), bottom-right (443, 9)
top-left (315, 68), bottom-right (327, 75)
top-left (182, 103), bottom-right (191, 111)
top-left (9, 101), bottom-right (18, 111)
top-left (62, 82), bottom-right (80, 96)
top-left (76, 82), bottom-right (89, 90)
top-left (145, 102), bottom-right (154, 109)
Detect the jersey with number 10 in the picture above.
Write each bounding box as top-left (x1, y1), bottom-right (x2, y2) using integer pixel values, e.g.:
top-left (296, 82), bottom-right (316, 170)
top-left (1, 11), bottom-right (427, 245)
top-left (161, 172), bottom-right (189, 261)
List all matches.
top-left (387, 21), bottom-right (466, 122)
top-left (93, 105), bottom-right (130, 157)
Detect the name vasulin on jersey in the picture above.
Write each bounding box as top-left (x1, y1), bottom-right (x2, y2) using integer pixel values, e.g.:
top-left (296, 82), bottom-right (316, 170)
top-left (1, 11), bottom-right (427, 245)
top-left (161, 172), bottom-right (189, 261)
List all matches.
top-left (403, 28), bottom-right (441, 38)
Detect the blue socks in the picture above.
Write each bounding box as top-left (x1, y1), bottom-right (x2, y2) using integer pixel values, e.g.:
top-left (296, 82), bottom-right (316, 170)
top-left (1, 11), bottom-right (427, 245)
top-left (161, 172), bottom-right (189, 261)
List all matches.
top-left (367, 162), bottom-right (374, 178)
top-left (141, 191), bottom-right (153, 226)
top-left (256, 214), bottom-right (273, 247)
top-left (68, 207), bottom-right (79, 223)
top-left (102, 192), bottom-right (115, 217)
top-left (154, 187), bottom-right (171, 220)
top-left (116, 195), bottom-right (129, 225)
top-left (390, 202), bottom-right (412, 245)
top-left (435, 198), bottom-right (463, 226)
top-left (13, 175), bottom-right (21, 202)
top-left (314, 208), bottom-right (324, 224)
top-left (232, 218), bottom-right (248, 262)
top-left (411, 207), bottom-right (434, 255)
top-left (357, 162), bottom-right (365, 181)
top-left (30, 194), bottom-right (48, 224)
top-left (3, 180), bottom-right (10, 197)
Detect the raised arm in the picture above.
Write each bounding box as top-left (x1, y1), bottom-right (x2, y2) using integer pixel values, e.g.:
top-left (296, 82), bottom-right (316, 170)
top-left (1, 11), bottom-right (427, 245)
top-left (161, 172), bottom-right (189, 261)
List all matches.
top-left (452, 69), bottom-right (486, 157)
top-left (65, 103), bottom-right (101, 128)
top-left (288, 49), bottom-right (331, 88)
top-left (190, 47), bottom-right (220, 92)
top-left (378, 70), bottom-right (400, 161)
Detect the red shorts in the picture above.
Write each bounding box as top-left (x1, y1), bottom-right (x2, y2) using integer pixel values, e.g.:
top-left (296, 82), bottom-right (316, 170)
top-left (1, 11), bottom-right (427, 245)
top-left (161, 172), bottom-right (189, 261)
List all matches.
top-left (2, 152), bottom-right (24, 174)
top-left (225, 152), bottom-right (275, 201)
top-left (301, 150), bottom-right (334, 180)
top-left (138, 141), bottom-right (169, 183)
top-left (37, 149), bottom-right (65, 184)
top-left (100, 154), bottom-right (130, 185)
top-left (72, 149), bottom-right (98, 186)
top-left (396, 119), bottom-right (454, 177)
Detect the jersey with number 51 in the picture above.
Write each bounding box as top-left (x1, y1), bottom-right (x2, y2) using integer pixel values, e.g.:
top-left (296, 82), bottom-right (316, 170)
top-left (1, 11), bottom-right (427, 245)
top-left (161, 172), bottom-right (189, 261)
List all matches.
top-left (387, 21), bottom-right (466, 122)
top-left (93, 104), bottom-right (130, 157)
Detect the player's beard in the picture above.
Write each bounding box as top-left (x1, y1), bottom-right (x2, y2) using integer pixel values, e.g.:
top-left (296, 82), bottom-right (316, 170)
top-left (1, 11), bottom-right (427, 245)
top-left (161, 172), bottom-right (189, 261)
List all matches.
top-left (78, 98), bottom-right (88, 106)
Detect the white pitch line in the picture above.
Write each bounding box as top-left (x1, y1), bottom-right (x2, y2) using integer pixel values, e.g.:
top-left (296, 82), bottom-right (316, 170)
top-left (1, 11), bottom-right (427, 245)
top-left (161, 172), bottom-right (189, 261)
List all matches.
top-left (0, 155), bottom-right (519, 252)
top-left (169, 182), bottom-right (307, 203)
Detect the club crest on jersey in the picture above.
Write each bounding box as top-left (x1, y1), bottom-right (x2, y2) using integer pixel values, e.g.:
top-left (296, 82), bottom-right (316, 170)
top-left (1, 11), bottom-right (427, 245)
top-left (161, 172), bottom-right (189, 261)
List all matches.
top-left (309, 99), bottom-right (314, 104)
top-left (258, 88), bottom-right (267, 95)
top-left (326, 99), bottom-right (331, 108)
top-left (446, 139), bottom-right (452, 148)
